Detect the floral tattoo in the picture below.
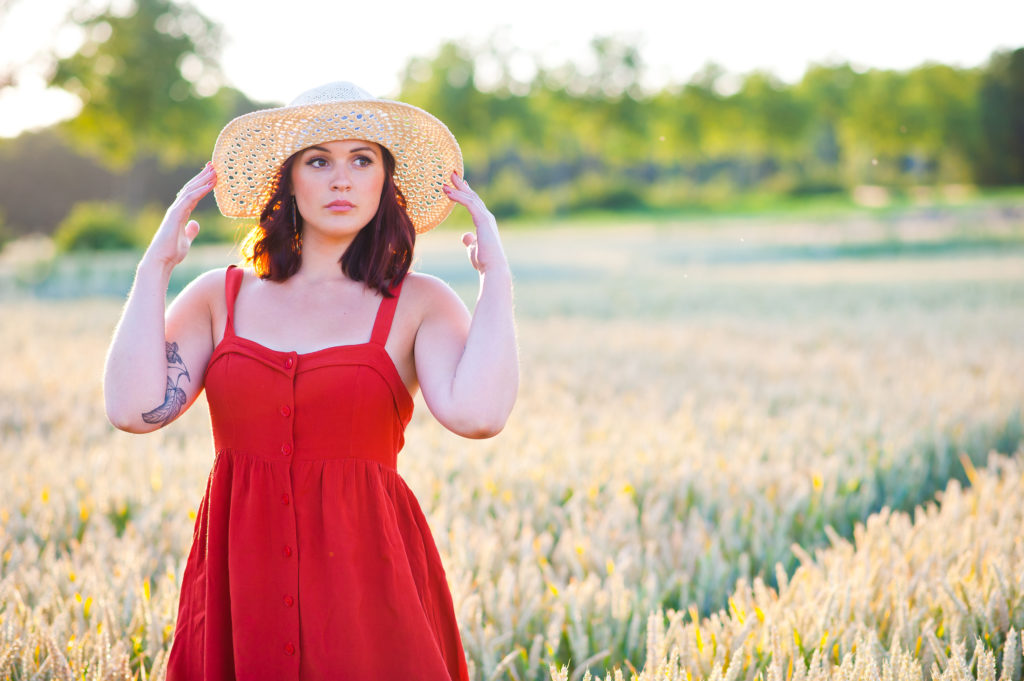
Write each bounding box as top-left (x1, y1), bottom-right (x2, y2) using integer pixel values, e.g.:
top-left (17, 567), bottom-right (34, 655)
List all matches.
top-left (142, 341), bottom-right (191, 425)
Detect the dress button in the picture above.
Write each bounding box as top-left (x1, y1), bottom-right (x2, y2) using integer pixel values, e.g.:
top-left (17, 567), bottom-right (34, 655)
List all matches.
top-left (284, 642), bottom-right (295, 655)
top-left (284, 595), bottom-right (294, 607)
top-left (284, 357), bottom-right (294, 369)
top-left (280, 405), bottom-right (291, 417)
top-left (281, 444), bottom-right (292, 456)
top-left (281, 493), bottom-right (290, 505)
top-left (283, 545), bottom-right (292, 557)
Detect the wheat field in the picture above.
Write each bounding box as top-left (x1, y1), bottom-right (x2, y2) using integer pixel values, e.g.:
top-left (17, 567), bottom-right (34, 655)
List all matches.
top-left (1, 210), bottom-right (1023, 680)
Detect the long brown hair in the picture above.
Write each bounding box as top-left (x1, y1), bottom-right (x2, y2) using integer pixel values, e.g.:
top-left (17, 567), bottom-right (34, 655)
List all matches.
top-left (241, 145), bottom-right (415, 296)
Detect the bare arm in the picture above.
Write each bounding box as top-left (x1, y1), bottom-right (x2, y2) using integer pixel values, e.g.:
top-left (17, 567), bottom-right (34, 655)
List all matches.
top-left (414, 173), bottom-right (519, 438)
top-left (103, 163), bottom-right (219, 433)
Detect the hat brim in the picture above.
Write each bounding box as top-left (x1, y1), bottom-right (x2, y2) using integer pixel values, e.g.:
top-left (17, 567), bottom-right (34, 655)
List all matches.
top-left (212, 99), bottom-right (463, 234)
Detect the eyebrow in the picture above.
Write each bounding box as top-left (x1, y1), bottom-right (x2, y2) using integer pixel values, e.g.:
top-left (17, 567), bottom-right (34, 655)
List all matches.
top-left (306, 144), bottom-right (378, 156)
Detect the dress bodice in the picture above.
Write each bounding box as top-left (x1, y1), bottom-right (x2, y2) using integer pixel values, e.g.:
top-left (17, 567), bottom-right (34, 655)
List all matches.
top-left (203, 265), bottom-right (414, 468)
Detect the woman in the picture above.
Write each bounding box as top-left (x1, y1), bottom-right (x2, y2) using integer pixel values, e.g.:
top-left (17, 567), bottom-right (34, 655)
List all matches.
top-left (103, 82), bottom-right (518, 681)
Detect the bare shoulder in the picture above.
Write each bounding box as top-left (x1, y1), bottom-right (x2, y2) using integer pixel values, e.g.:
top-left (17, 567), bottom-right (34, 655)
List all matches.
top-left (172, 266), bottom-right (231, 310)
top-left (399, 271), bottom-right (468, 318)
top-left (166, 266), bottom-right (241, 335)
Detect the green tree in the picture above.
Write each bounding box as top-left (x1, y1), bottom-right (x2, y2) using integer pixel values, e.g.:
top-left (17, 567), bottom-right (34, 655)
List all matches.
top-left (384, 38), bottom-right (1022, 214)
top-left (733, 70), bottom-right (811, 157)
top-left (583, 36), bottom-right (650, 162)
top-left (974, 48), bottom-right (1024, 185)
top-left (795, 63), bottom-right (857, 180)
top-left (899, 63), bottom-right (979, 183)
top-left (47, 0), bottom-right (225, 168)
top-left (399, 41), bottom-right (489, 163)
top-left (679, 63), bottom-right (744, 158)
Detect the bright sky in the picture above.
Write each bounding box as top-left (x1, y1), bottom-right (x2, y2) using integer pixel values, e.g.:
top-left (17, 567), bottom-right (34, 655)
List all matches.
top-left (1, 0), bottom-right (1022, 137)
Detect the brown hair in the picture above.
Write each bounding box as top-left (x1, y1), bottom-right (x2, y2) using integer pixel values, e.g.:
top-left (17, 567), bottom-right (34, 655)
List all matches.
top-left (240, 145), bottom-right (415, 296)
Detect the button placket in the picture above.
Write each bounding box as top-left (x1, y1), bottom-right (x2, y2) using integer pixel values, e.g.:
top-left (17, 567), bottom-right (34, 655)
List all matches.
top-left (281, 355), bottom-right (296, 460)
top-left (277, 351), bottom-right (300, 668)
top-left (278, 484), bottom-right (299, 665)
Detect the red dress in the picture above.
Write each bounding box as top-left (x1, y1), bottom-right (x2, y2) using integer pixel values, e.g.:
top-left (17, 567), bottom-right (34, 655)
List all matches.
top-left (166, 265), bottom-right (469, 681)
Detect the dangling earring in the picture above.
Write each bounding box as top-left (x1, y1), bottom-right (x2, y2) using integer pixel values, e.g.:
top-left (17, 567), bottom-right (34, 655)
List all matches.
top-left (290, 196), bottom-right (302, 253)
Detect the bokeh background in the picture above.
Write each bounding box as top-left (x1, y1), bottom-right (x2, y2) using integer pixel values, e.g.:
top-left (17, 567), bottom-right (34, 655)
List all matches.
top-left (0, 1), bottom-right (1023, 680)
top-left (0, 0), bottom-right (1022, 244)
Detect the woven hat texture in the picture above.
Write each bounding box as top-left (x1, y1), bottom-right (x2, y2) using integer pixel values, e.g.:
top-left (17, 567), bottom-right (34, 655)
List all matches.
top-left (212, 82), bottom-right (463, 234)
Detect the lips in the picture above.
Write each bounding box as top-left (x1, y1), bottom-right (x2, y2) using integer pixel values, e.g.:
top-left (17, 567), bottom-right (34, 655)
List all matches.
top-left (325, 200), bottom-right (355, 211)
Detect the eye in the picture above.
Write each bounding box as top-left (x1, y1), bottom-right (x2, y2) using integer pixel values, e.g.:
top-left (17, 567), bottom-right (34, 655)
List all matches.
top-left (353, 155), bottom-right (374, 168)
top-left (305, 156), bottom-right (328, 168)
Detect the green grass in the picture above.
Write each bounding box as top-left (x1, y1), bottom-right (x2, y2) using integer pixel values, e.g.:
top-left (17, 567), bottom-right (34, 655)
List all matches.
top-left (460, 185), bottom-right (1024, 230)
top-left (1, 194), bottom-right (1022, 303)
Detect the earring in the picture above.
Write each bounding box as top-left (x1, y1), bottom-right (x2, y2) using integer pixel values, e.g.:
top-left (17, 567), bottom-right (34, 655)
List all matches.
top-left (291, 196), bottom-right (298, 231)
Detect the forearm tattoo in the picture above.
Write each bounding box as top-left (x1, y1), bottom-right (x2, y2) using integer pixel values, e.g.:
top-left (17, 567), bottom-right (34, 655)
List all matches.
top-left (141, 341), bottom-right (191, 425)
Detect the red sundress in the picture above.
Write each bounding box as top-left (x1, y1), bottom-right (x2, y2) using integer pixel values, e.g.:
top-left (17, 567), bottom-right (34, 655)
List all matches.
top-left (165, 265), bottom-right (469, 681)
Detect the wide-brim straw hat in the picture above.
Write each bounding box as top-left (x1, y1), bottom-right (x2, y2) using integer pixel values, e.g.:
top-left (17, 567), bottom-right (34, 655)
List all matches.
top-left (212, 81), bottom-right (463, 234)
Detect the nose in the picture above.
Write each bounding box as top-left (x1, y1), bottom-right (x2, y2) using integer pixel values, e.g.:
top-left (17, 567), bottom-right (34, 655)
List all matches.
top-left (330, 164), bottom-right (352, 191)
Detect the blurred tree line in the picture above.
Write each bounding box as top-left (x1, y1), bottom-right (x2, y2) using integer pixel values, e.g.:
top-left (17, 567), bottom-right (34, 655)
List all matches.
top-left (398, 38), bottom-right (1024, 219)
top-left (0, 0), bottom-right (1022, 244)
top-left (0, 0), bottom-right (268, 244)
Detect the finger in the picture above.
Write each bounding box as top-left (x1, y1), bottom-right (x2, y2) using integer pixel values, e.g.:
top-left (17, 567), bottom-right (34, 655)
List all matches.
top-left (443, 184), bottom-right (466, 203)
top-left (178, 176), bottom-right (217, 205)
top-left (444, 185), bottom-right (478, 208)
top-left (463, 235), bottom-right (479, 270)
top-left (183, 166), bottom-right (214, 190)
top-left (184, 219), bottom-right (200, 243)
top-left (190, 167), bottom-right (217, 189)
top-left (450, 172), bottom-right (474, 192)
top-left (177, 164), bottom-right (216, 197)
top-left (183, 176), bottom-right (216, 195)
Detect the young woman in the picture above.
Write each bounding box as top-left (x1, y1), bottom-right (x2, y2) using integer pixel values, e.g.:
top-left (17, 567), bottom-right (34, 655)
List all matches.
top-left (103, 82), bottom-right (518, 681)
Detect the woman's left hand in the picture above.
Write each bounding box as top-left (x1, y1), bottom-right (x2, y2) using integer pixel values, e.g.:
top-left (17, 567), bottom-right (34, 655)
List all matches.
top-left (420, 172), bottom-right (518, 439)
top-left (443, 173), bottom-right (509, 275)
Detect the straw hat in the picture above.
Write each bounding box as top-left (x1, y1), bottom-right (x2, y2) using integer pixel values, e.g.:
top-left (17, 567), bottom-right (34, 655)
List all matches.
top-left (212, 81), bottom-right (463, 234)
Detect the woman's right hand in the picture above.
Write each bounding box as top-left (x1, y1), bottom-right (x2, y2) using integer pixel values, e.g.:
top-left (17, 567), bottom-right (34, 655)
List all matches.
top-left (144, 162), bottom-right (217, 268)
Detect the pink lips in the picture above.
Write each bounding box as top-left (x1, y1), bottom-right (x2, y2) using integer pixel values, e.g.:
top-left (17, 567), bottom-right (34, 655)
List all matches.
top-left (325, 200), bottom-right (355, 211)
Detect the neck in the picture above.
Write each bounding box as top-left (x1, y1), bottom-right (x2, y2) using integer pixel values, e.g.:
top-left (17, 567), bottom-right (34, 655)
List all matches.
top-left (293, 227), bottom-right (356, 283)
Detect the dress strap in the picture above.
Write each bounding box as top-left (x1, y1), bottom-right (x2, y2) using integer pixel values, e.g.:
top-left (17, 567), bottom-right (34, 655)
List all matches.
top-left (369, 278), bottom-right (405, 346)
top-left (223, 264), bottom-right (244, 336)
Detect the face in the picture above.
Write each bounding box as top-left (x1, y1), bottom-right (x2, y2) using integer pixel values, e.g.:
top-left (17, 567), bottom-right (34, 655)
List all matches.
top-left (290, 139), bottom-right (386, 243)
